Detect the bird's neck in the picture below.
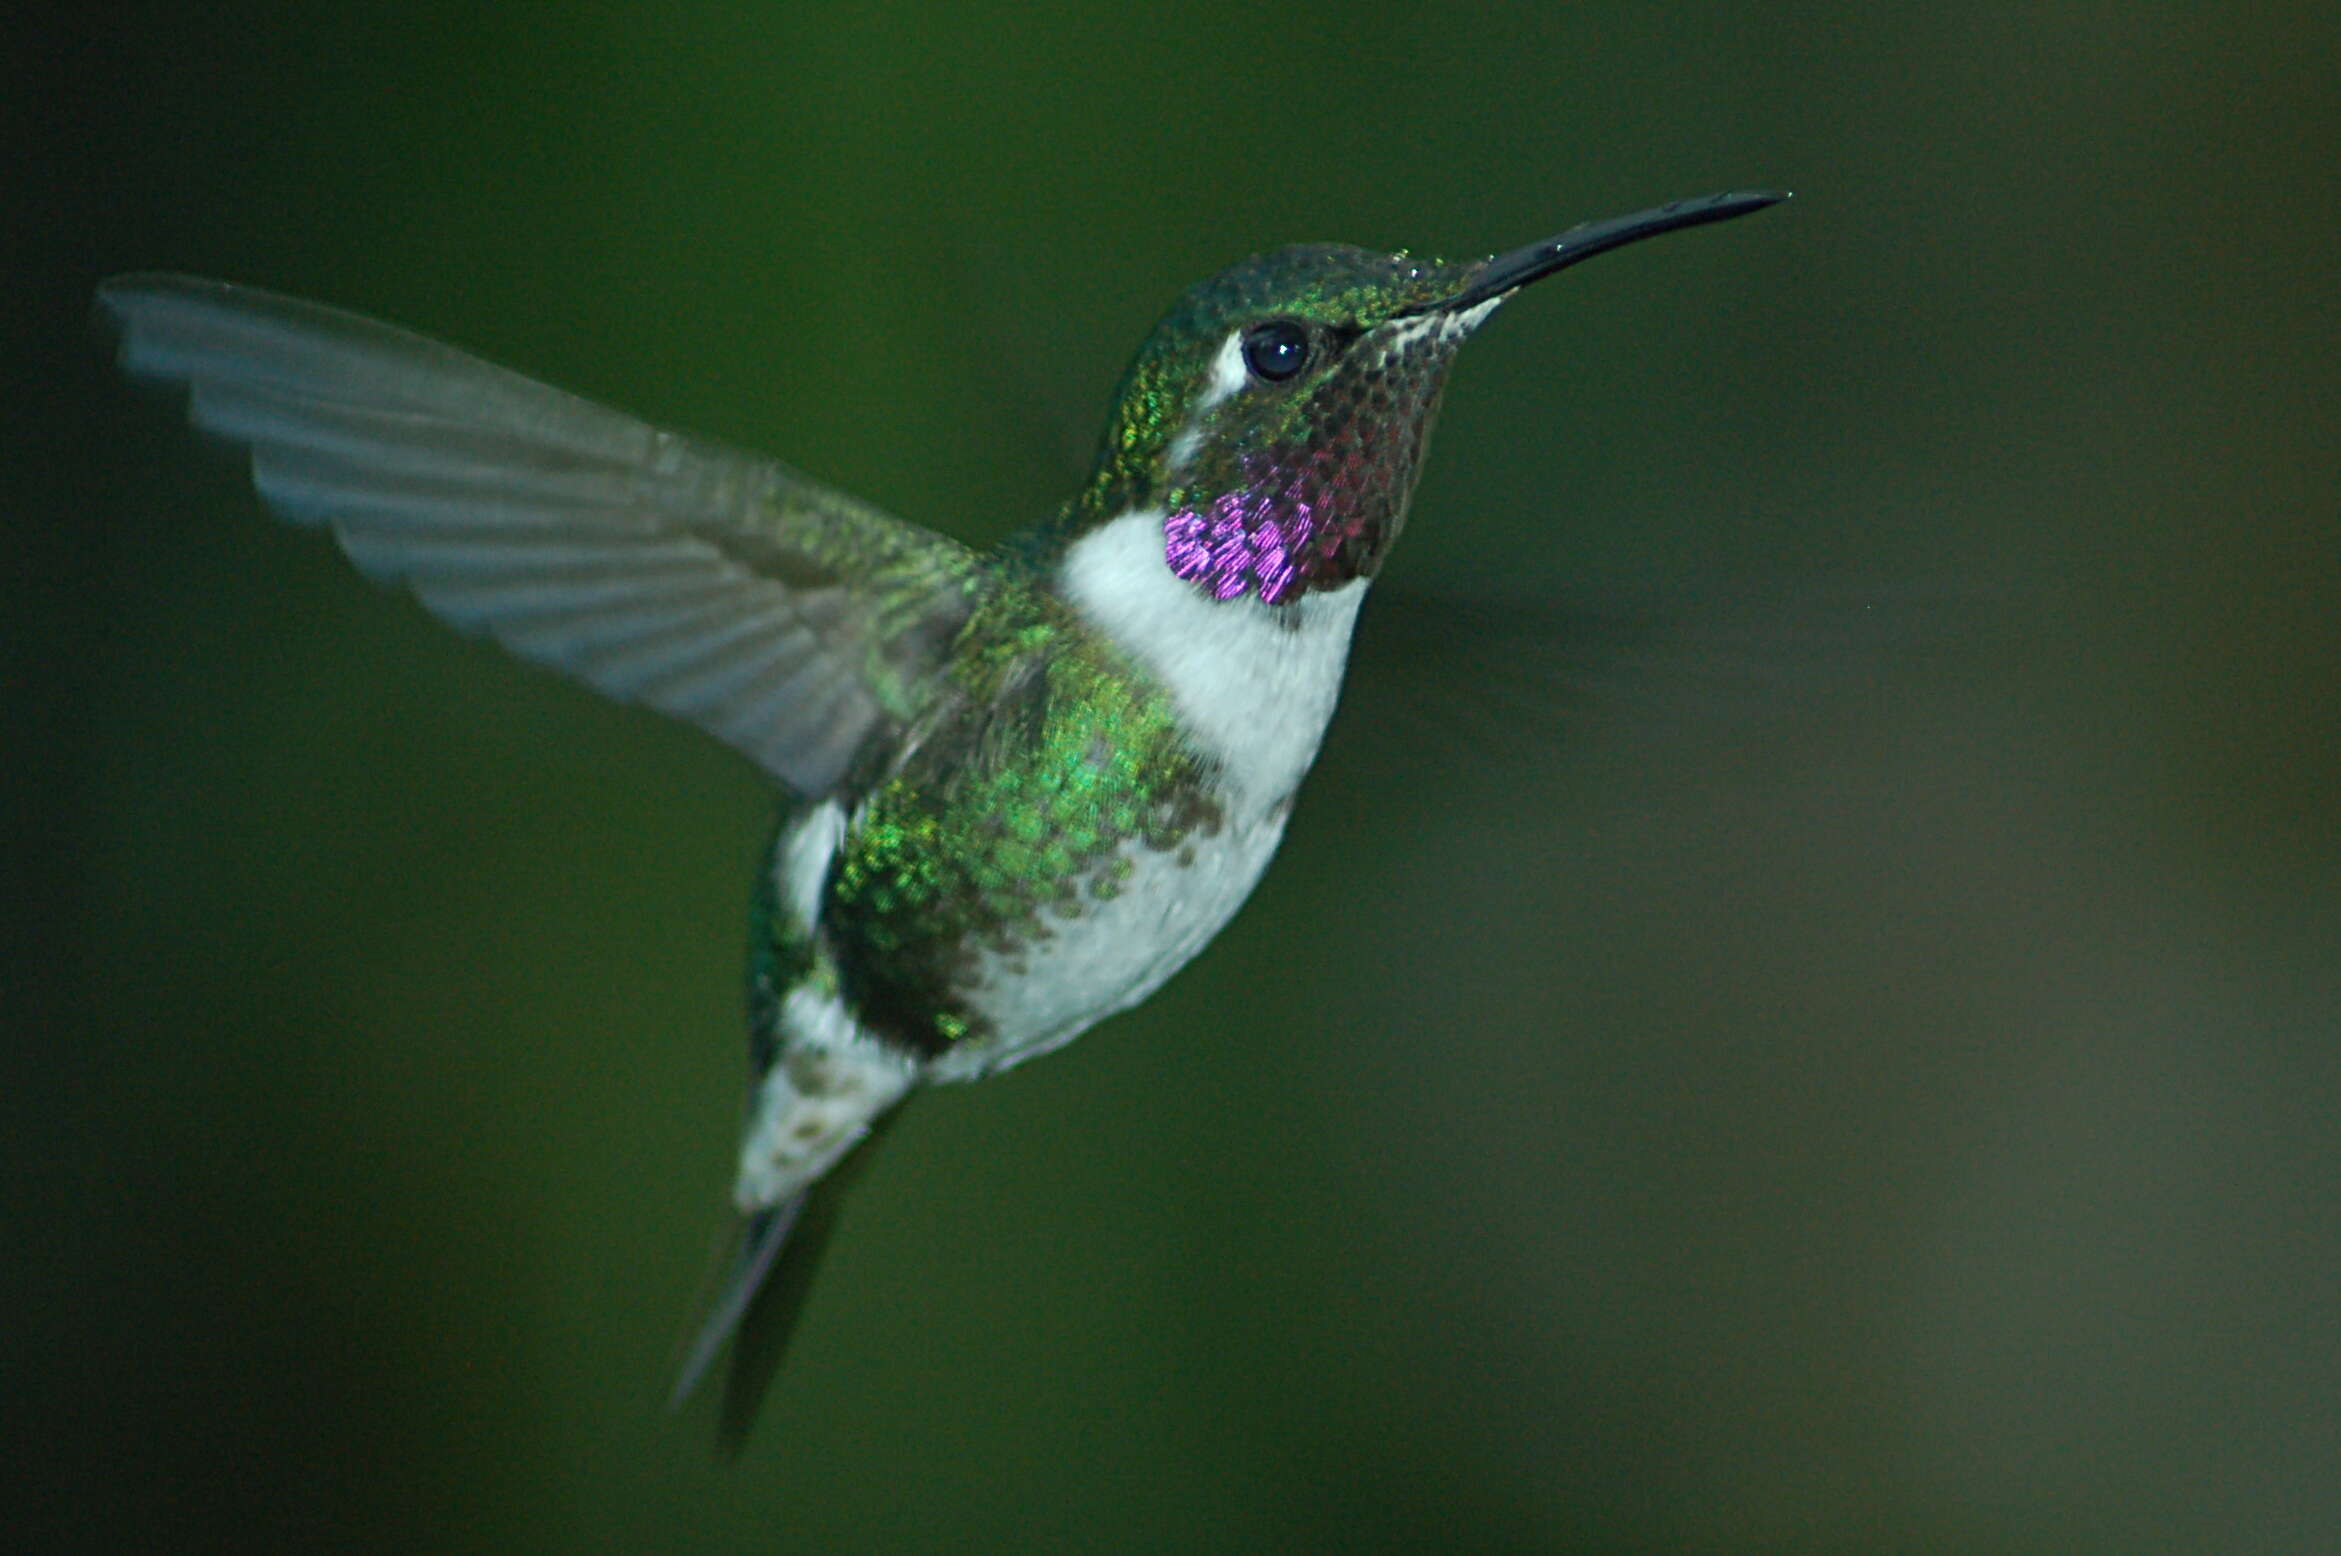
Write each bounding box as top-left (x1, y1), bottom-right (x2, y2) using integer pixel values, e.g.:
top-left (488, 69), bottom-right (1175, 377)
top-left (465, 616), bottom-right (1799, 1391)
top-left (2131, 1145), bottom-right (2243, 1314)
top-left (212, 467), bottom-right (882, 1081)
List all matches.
top-left (1052, 506), bottom-right (1365, 811)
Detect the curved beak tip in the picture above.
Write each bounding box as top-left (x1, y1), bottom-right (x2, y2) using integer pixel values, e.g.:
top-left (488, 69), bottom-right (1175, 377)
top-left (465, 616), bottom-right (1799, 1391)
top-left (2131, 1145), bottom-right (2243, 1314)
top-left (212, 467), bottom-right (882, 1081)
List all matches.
top-left (1439, 187), bottom-right (1793, 315)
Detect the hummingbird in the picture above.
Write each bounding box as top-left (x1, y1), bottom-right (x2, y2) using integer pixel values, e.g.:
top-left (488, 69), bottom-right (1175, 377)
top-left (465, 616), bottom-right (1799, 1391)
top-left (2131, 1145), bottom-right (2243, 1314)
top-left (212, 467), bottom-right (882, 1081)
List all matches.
top-left (99, 188), bottom-right (1786, 1443)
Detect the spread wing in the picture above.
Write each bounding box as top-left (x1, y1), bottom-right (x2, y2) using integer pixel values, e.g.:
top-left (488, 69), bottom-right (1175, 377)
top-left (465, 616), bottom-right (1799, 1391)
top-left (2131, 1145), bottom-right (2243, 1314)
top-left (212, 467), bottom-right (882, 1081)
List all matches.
top-left (99, 274), bottom-right (984, 796)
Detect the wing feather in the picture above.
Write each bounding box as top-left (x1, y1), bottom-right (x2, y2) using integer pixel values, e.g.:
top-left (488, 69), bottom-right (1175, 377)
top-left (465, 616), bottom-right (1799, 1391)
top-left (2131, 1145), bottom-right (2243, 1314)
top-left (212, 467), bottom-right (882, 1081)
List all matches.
top-left (101, 273), bottom-right (982, 794)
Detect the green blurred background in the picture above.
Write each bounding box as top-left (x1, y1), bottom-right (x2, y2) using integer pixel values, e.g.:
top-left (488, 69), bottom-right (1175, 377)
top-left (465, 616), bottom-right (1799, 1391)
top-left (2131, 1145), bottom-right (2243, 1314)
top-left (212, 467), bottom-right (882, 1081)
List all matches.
top-left (12, 3), bottom-right (2340, 1551)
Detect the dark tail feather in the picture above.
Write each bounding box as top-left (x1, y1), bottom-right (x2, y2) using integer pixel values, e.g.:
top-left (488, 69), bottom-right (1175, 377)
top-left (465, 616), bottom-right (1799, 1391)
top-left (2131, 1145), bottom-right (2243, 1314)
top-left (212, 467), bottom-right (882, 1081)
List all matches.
top-left (716, 1174), bottom-right (857, 1453)
top-left (669, 1115), bottom-right (900, 1452)
top-left (669, 1195), bottom-right (810, 1415)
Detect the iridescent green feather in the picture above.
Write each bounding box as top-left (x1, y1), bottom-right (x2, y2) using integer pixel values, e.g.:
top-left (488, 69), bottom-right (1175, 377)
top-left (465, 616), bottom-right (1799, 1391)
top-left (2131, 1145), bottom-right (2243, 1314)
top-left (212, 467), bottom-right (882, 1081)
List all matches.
top-left (823, 585), bottom-right (1217, 1055)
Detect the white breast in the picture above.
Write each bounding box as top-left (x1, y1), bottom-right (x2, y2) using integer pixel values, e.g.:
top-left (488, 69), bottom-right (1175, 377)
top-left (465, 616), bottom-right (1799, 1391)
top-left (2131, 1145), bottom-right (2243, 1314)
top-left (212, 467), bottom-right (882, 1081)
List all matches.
top-left (917, 509), bottom-right (1363, 1082)
top-left (1055, 508), bottom-right (1366, 808)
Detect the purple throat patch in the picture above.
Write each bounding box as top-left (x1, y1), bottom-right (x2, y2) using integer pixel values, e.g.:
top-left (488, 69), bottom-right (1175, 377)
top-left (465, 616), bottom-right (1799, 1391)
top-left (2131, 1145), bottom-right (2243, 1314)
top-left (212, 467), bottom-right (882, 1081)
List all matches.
top-left (1163, 487), bottom-right (1324, 605)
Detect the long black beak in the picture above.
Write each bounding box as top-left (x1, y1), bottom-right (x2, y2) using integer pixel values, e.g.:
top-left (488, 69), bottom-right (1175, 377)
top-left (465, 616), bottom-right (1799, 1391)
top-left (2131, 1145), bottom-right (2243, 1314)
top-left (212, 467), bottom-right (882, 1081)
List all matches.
top-left (1420, 189), bottom-right (1790, 316)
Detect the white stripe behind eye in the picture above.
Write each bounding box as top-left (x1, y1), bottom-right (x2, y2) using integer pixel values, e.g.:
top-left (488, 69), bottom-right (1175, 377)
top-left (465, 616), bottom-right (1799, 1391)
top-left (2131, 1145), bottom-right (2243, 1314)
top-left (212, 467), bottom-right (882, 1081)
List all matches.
top-left (1169, 329), bottom-right (1253, 472)
top-left (1198, 328), bottom-right (1251, 411)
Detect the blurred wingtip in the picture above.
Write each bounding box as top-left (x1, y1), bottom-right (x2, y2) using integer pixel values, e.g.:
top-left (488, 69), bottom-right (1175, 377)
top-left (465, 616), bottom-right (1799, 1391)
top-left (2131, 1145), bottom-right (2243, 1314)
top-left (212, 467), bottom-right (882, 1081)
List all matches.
top-left (94, 271), bottom-right (213, 330)
top-left (1351, 565), bottom-right (2033, 791)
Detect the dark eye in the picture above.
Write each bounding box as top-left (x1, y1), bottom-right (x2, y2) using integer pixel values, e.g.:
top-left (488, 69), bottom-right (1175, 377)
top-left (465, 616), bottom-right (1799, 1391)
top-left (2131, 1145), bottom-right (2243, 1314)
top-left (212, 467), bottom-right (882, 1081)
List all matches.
top-left (1241, 321), bottom-right (1311, 382)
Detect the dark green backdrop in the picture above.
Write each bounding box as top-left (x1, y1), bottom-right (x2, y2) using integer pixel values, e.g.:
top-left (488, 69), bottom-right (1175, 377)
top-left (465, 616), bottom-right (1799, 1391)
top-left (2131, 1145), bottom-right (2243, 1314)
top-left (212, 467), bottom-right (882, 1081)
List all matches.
top-left (13, 4), bottom-right (2340, 1551)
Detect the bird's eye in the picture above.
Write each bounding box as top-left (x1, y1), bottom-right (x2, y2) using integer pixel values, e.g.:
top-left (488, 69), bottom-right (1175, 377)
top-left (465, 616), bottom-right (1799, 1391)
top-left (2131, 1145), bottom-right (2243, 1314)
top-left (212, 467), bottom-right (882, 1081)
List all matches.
top-left (1241, 321), bottom-right (1311, 383)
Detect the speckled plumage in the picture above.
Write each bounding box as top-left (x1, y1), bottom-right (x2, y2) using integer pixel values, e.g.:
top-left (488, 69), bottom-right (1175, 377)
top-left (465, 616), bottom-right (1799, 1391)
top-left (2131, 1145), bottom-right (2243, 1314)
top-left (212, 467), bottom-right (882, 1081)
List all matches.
top-left (819, 584), bottom-right (1219, 1058)
top-left (98, 188), bottom-right (1786, 1448)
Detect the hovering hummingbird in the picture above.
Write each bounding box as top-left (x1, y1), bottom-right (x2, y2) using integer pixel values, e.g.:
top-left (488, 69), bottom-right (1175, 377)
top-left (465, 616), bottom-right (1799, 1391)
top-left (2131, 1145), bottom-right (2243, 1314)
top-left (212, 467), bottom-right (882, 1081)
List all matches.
top-left (99, 188), bottom-right (1786, 1442)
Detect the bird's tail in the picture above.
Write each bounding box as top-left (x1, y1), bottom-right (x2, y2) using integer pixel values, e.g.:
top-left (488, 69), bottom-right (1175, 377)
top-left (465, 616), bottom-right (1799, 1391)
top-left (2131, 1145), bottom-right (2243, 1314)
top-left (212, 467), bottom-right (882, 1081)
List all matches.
top-left (669, 1115), bottom-right (899, 1452)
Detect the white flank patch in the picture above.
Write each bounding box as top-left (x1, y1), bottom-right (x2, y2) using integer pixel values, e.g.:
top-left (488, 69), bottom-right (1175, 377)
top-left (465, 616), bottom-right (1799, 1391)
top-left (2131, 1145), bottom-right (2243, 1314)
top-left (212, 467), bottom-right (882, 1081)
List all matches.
top-left (778, 800), bottom-right (846, 930)
top-left (733, 987), bottom-right (915, 1211)
top-left (1057, 508), bottom-right (1366, 808)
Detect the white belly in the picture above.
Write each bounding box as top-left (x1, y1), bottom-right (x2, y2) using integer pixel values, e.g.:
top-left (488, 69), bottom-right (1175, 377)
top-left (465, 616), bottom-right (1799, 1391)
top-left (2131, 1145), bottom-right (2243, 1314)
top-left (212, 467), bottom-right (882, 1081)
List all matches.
top-left (927, 803), bottom-right (1293, 1081)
